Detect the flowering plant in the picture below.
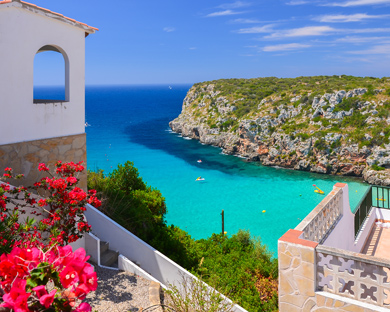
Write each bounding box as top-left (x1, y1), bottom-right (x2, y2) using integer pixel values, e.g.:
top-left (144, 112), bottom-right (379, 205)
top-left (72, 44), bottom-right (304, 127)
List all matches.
top-left (0, 161), bottom-right (101, 253)
top-left (0, 245), bottom-right (96, 312)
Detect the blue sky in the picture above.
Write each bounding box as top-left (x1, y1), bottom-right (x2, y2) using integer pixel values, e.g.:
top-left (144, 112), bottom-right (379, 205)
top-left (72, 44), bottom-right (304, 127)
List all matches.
top-left (31, 0), bottom-right (390, 85)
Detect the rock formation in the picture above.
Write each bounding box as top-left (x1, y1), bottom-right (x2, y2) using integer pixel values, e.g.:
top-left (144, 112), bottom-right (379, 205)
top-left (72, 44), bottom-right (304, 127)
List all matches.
top-left (170, 77), bottom-right (390, 185)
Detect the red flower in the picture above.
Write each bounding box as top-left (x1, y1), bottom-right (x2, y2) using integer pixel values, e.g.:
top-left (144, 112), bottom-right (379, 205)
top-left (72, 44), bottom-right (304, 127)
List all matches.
top-left (37, 199), bottom-right (47, 207)
top-left (38, 163), bottom-right (49, 172)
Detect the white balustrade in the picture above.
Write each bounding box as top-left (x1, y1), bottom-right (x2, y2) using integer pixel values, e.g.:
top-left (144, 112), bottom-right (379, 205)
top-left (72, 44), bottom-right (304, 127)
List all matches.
top-left (316, 245), bottom-right (390, 308)
top-left (297, 188), bottom-right (343, 243)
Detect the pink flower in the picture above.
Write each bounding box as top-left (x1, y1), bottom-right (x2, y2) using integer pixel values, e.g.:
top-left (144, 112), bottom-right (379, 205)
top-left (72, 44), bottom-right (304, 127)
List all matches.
top-left (75, 302), bottom-right (92, 312)
top-left (32, 285), bottom-right (47, 298)
top-left (60, 266), bottom-right (79, 288)
top-left (81, 266), bottom-right (98, 292)
top-left (2, 278), bottom-right (30, 312)
top-left (68, 248), bottom-right (90, 273)
top-left (40, 289), bottom-right (56, 308)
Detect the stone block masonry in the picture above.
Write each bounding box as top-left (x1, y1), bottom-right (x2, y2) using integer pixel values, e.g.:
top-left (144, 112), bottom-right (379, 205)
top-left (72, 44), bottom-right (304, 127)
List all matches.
top-left (0, 133), bottom-right (87, 189)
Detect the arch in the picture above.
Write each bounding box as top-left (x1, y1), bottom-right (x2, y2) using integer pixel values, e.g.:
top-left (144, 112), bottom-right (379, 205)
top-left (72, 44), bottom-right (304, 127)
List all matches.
top-left (33, 44), bottom-right (70, 103)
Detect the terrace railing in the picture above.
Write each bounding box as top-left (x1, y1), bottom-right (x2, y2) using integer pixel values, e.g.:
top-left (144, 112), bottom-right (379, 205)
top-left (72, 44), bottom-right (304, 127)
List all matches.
top-left (354, 185), bottom-right (390, 237)
top-left (297, 187), bottom-right (343, 243)
top-left (316, 244), bottom-right (390, 308)
top-left (372, 186), bottom-right (390, 209)
top-left (354, 186), bottom-right (373, 237)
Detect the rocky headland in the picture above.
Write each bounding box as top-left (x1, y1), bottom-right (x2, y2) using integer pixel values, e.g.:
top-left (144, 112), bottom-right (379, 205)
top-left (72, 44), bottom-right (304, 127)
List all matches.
top-left (169, 76), bottom-right (390, 185)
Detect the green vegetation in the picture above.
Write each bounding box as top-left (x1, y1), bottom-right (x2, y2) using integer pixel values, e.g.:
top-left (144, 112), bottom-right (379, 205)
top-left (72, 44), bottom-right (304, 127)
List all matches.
top-left (185, 76), bottom-right (390, 147)
top-left (332, 97), bottom-right (360, 113)
top-left (88, 162), bottom-right (278, 312)
top-left (314, 138), bottom-right (328, 151)
top-left (372, 164), bottom-right (385, 171)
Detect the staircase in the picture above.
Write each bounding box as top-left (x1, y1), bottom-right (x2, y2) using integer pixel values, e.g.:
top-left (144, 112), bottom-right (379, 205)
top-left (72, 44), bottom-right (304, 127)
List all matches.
top-left (99, 241), bottom-right (119, 268)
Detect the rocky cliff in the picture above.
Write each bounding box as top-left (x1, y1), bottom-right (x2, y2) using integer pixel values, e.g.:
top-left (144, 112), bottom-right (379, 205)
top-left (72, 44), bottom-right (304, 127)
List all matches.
top-left (169, 76), bottom-right (390, 185)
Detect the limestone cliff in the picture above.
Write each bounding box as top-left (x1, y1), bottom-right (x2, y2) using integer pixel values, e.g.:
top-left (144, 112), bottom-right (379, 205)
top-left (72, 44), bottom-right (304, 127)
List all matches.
top-left (169, 76), bottom-right (390, 185)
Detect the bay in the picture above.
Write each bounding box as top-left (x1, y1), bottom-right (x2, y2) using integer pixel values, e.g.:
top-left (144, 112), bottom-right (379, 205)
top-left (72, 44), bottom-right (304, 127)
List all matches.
top-left (35, 85), bottom-right (369, 254)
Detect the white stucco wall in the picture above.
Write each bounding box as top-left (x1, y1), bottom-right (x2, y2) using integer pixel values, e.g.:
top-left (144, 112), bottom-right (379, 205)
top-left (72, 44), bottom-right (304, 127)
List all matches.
top-left (0, 2), bottom-right (86, 145)
top-left (322, 184), bottom-right (358, 251)
top-left (322, 186), bottom-right (389, 253)
top-left (375, 208), bottom-right (390, 220)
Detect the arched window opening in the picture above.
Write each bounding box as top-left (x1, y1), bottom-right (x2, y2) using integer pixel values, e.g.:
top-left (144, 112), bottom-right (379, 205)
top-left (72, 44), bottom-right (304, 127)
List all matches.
top-left (33, 45), bottom-right (69, 103)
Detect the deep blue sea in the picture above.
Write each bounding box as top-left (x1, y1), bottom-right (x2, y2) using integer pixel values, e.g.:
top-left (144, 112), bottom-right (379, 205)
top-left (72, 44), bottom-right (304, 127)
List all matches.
top-left (35, 85), bottom-right (369, 255)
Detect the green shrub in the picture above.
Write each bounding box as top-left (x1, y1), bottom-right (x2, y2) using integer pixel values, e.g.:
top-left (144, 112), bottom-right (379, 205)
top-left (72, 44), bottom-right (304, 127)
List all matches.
top-left (330, 139), bottom-right (341, 149)
top-left (297, 133), bottom-right (310, 141)
top-left (194, 231), bottom-right (278, 311)
top-left (372, 164), bottom-right (385, 171)
top-left (314, 138), bottom-right (328, 150)
top-left (333, 97), bottom-right (359, 113)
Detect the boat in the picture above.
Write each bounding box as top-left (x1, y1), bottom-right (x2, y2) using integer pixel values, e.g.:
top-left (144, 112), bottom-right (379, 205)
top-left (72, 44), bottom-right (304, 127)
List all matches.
top-left (196, 177), bottom-right (205, 181)
top-left (313, 184), bottom-right (324, 194)
top-left (197, 160), bottom-right (202, 163)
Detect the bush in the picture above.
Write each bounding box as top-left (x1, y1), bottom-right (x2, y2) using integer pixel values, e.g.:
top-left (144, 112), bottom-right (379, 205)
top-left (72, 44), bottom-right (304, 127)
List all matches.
top-left (372, 164), bottom-right (385, 171)
top-left (297, 133), bottom-right (310, 141)
top-left (333, 97), bottom-right (359, 113)
top-left (193, 231), bottom-right (278, 311)
top-left (165, 275), bottom-right (235, 312)
top-left (0, 162), bottom-right (100, 253)
top-left (314, 138), bottom-right (328, 150)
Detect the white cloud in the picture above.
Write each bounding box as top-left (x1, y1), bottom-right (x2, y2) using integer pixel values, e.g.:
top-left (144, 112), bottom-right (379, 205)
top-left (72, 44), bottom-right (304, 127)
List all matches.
top-left (236, 24), bottom-right (275, 33)
top-left (206, 10), bottom-right (244, 17)
top-left (325, 0), bottom-right (390, 7)
top-left (349, 44), bottom-right (390, 54)
top-left (163, 27), bottom-right (175, 32)
top-left (218, 1), bottom-right (251, 9)
top-left (265, 26), bottom-right (335, 38)
top-left (314, 13), bottom-right (390, 22)
top-left (336, 36), bottom-right (390, 43)
top-left (231, 18), bottom-right (262, 23)
top-left (189, 47), bottom-right (197, 50)
top-left (262, 43), bottom-right (311, 51)
top-left (350, 27), bottom-right (390, 33)
top-left (286, 0), bottom-right (311, 4)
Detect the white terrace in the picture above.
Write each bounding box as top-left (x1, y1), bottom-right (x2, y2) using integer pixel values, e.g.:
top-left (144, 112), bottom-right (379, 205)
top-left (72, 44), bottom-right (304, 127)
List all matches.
top-left (279, 182), bottom-right (390, 312)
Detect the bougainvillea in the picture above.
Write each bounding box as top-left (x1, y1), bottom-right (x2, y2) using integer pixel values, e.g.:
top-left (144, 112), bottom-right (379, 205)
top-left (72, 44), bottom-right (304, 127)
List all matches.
top-left (0, 245), bottom-right (96, 312)
top-left (0, 161), bottom-right (101, 253)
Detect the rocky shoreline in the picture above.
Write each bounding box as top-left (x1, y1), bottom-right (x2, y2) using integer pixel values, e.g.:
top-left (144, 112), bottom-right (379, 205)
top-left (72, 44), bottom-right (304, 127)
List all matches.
top-left (169, 80), bottom-right (390, 186)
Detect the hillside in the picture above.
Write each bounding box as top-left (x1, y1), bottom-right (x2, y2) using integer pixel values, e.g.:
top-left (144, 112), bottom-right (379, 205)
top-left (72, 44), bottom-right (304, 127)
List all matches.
top-left (169, 76), bottom-right (390, 185)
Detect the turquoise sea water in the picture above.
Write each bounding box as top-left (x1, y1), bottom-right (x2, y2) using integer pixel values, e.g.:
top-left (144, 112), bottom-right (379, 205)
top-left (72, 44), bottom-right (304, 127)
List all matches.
top-left (37, 85), bottom-right (369, 254)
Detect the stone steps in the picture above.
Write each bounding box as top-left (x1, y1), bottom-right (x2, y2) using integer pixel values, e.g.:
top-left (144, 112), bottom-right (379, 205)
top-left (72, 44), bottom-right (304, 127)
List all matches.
top-left (100, 241), bottom-right (118, 268)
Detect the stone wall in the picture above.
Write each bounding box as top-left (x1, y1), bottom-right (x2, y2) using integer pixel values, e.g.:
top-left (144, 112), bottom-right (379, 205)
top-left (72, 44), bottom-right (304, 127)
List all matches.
top-left (0, 133), bottom-right (87, 189)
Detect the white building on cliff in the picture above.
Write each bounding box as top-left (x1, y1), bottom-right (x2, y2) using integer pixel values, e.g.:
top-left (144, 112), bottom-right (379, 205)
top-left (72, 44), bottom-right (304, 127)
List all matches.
top-left (0, 0), bottom-right (97, 188)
